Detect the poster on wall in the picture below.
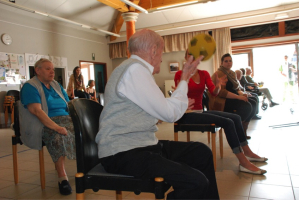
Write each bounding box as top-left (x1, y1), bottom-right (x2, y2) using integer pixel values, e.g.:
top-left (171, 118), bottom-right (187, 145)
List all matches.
top-left (9, 54), bottom-right (18, 69)
top-left (17, 54), bottom-right (26, 77)
top-left (0, 52), bottom-right (10, 68)
top-left (0, 67), bottom-right (5, 82)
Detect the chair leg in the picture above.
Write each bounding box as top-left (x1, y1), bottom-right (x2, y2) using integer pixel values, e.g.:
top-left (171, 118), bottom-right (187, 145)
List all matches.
top-left (174, 132), bottom-right (178, 141)
top-left (154, 177), bottom-right (165, 200)
top-left (207, 132), bottom-right (210, 143)
top-left (76, 173), bottom-right (85, 200)
top-left (11, 106), bottom-right (14, 124)
top-left (116, 191), bottom-right (122, 200)
top-left (39, 148), bottom-right (46, 190)
top-left (4, 106), bottom-right (8, 127)
top-left (212, 133), bottom-right (216, 171)
top-left (186, 131), bottom-right (190, 142)
top-left (76, 193), bottom-right (85, 200)
top-left (12, 136), bottom-right (18, 184)
top-left (219, 129), bottom-right (223, 158)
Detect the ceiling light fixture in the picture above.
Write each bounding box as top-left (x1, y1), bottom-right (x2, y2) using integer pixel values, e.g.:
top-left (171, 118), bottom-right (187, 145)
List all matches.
top-left (157, 1), bottom-right (198, 10)
top-left (0, 0), bottom-right (120, 37)
top-left (119, 0), bottom-right (148, 14)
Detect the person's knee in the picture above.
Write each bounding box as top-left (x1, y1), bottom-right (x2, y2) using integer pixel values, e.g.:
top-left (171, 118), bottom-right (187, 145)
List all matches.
top-left (192, 142), bottom-right (212, 157)
top-left (191, 172), bottom-right (210, 189)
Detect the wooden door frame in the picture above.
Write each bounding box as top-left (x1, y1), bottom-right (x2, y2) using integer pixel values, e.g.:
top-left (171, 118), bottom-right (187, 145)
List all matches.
top-left (79, 60), bottom-right (108, 86)
top-left (232, 49), bottom-right (254, 76)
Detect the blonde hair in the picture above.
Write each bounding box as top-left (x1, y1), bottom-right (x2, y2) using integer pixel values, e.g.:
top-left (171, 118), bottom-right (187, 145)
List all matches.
top-left (34, 58), bottom-right (52, 69)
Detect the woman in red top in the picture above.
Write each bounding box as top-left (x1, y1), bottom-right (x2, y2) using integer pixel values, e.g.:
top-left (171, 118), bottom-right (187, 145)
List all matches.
top-left (174, 50), bottom-right (267, 175)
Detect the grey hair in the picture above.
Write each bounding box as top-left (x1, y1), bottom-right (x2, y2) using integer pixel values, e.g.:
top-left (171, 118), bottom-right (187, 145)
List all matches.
top-left (34, 58), bottom-right (52, 69)
top-left (128, 29), bottom-right (163, 55)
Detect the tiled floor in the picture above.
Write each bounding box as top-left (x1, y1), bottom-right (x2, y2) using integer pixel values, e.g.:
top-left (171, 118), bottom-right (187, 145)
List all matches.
top-left (0, 102), bottom-right (299, 200)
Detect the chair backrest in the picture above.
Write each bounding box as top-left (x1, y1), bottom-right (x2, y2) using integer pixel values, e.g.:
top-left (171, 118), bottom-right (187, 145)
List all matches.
top-left (202, 90), bottom-right (210, 111)
top-left (13, 101), bottom-right (20, 137)
top-left (68, 99), bottom-right (103, 174)
top-left (7, 90), bottom-right (20, 102)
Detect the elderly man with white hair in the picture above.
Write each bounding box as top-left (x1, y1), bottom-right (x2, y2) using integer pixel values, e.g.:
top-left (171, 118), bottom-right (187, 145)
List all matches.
top-left (95, 29), bottom-right (219, 199)
top-left (245, 68), bottom-right (279, 107)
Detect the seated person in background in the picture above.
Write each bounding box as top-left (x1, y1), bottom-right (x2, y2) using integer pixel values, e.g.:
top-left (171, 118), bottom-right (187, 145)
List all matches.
top-left (209, 53), bottom-right (257, 139)
top-left (236, 70), bottom-right (261, 120)
top-left (174, 50), bottom-right (267, 175)
top-left (86, 80), bottom-right (98, 102)
top-left (245, 68), bottom-right (279, 107)
top-left (20, 58), bottom-right (76, 195)
top-left (95, 29), bottom-right (219, 199)
top-left (67, 66), bottom-right (90, 99)
top-left (239, 68), bottom-right (256, 91)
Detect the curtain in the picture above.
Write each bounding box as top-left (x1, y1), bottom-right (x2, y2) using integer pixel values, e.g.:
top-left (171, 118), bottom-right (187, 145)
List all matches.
top-left (212, 28), bottom-right (232, 72)
top-left (109, 42), bottom-right (127, 59)
top-left (109, 30), bottom-right (208, 59)
top-left (162, 31), bottom-right (207, 53)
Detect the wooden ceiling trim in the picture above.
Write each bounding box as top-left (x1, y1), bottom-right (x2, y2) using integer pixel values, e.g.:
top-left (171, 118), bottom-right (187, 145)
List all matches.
top-left (139, 0), bottom-right (212, 10)
top-left (110, 12), bottom-right (124, 41)
top-left (97, 0), bottom-right (129, 12)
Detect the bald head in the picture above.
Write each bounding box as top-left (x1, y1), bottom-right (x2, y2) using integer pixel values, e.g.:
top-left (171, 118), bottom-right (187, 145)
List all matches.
top-left (128, 29), bottom-right (164, 74)
top-left (128, 29), bottom-right (163, 55)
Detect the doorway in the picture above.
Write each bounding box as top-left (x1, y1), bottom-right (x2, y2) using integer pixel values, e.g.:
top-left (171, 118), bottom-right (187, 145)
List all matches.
top-left (232, 43), bottom-right (298, 105)
top-left (79, 61), bottom-right (107, 95)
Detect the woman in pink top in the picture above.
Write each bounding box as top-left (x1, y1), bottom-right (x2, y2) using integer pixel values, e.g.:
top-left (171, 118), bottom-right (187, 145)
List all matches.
top-left (174, 50), bottom-right (267, 175)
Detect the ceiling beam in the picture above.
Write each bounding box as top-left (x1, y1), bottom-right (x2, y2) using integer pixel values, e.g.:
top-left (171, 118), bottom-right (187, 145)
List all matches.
top-left (110, 12), bottom-right (124, 41)
top-left (139, 0), bottom-right (214, 11)
top-left (129, 0), bottom-right (140, 12)
top-left (109, 0), bottom-right (140, 41)
top-left (97, 0), bottom-right (129, 12)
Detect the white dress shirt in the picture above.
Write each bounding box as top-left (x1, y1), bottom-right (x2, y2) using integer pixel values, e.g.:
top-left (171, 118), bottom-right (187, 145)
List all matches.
top-left (118, 55), bottom-right (188, 123)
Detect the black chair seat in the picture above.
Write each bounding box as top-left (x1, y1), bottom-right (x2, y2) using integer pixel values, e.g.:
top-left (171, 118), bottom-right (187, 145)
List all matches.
top-left (174, 123), bottom-right (219, 133)
top-left (68, 99), bottom-right (171, 200)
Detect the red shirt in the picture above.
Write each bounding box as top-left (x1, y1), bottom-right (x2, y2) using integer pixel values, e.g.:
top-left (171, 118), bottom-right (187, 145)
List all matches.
top-left (174, 70), bottom-right (216, 110)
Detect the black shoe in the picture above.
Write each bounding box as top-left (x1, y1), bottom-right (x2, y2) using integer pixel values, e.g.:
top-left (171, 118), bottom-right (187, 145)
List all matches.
top-left (270, 102), bottom-right (279, 107)
top-left (252, 115), bottom-right (262, 120)
top-left (58, 180), bottom-right (72, 195)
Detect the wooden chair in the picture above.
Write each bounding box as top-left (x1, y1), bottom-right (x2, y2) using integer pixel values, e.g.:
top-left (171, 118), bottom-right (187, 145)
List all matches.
top-left (174, 91), bottom-right (223, 170)
top-left (12, 101), bottom-right (46, 189)
top-left (68, 99), bottom-right (171, 200)
top-left (4, 96), bottom-right (15, 127)
top-left (5, 90), bottom-right (20, 127)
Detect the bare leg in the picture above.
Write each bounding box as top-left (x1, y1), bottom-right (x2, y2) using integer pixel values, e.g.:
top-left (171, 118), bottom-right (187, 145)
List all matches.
top-left (235, 152), bottom-right (260, 171)
top-left (242, 145), bottom-right (262, 159)
top-left (55, 156), bottom-right (67, 178)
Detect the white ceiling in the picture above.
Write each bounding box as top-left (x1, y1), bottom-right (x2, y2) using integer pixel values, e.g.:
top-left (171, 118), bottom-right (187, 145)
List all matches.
top-left (1, 0), bottom-right (299, 41)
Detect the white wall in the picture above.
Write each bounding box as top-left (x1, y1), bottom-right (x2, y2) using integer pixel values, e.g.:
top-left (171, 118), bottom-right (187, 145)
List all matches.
top-left (0, 6), bottom-right (111, 125)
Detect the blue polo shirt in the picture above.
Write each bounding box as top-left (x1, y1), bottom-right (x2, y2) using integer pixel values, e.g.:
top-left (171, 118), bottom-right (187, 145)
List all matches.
top-left (21, 82), bottom-right (69, 117)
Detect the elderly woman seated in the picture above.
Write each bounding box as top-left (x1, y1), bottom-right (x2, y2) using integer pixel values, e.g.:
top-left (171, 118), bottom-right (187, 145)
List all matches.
top-left (19, 58), bottom-right (75, 195)
top-left (245, 68), bottom-right (279, 107)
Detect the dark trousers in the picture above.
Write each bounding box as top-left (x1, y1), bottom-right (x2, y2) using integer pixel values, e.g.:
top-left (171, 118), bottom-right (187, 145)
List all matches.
top-left (100, 140), bottom-right (219, 200)
top-left (177, 111), bottom-right (247, 153)
top-left (248, 93), bottom-right (259, 114)
top-left (224, 98), bottom-right (255, 122)
top-left (74, 90), bottom-right (90, 99)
